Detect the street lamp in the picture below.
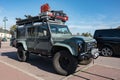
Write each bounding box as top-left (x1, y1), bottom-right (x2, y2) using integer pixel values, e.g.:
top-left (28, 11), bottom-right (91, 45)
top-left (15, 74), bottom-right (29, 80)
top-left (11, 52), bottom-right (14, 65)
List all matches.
top-left (3, 17), bottom-right (8, 39)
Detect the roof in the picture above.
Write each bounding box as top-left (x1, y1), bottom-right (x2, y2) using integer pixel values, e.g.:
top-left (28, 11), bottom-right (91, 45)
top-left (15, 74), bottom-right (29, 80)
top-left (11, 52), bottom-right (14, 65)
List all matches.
top-left (16, 11), bottom-right (68, 26)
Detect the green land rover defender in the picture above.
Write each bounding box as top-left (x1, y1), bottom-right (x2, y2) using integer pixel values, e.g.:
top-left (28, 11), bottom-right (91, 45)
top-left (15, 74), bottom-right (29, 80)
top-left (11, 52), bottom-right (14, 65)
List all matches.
top-left (14, 4), bottom-right (99, 75)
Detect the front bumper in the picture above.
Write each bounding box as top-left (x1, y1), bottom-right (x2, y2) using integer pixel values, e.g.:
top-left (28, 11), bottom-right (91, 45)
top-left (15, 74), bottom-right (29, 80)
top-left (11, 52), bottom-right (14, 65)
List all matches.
top-left (91, 48), bottom-right (99, 59)
top-left (78, 48), bottom-right (99, 61)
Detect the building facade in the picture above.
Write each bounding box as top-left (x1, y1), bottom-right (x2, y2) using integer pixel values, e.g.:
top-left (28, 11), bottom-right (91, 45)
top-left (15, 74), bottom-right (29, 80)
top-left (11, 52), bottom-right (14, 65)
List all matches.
top-left (0, 32), bottom-right (11, 38)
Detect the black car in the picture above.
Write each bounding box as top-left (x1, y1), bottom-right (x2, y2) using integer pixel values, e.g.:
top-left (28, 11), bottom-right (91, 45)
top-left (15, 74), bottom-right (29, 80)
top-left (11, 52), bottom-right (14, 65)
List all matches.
top-left (2, 38), bottom-right (7, 42)
top-left (94, 29), bottom-right (120, 56)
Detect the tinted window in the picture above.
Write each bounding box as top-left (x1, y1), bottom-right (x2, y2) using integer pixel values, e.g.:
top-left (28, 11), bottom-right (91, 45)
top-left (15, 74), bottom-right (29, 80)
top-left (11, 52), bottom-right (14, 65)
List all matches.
top-left (50, 24), bottom-right (71, 34)
top-left (17, 26), bottom-right (25, 38)
top-left (36, 25), bottom-right (49, 38)
top-left (94, 29), bottom-right (120, 38)
top-left (27, 27), bottom-right (35, 38)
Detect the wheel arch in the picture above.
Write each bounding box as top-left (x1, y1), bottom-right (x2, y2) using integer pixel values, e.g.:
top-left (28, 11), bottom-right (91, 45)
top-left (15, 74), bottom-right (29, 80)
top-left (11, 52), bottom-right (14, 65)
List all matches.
top-left (51, 43), bottom-right (76, 56)
top-left (16, 41), bottom-right (27, 50)
top-left (102, 44), bottom-right (115, 54)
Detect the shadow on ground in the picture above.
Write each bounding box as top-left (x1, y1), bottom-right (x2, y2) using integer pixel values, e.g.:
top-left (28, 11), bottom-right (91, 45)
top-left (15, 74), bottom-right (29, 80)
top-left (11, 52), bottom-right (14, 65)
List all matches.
top-left (1, 52), bottom-right (57, 75)
top-left (1, 52), bottom-right (119, 80)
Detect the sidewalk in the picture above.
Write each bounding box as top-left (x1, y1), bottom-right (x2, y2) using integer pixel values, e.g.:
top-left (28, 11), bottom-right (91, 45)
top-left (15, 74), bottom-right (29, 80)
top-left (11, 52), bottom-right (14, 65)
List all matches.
top-left (64, 65), bottom-right (120, 80)
top-left (0, 62), bottom-right (39, 80)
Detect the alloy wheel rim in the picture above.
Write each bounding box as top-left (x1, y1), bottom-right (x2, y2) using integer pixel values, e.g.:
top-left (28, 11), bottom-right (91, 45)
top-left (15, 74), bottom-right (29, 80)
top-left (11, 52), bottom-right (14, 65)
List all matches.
top-left (102, 47), bottom-right (112, 56)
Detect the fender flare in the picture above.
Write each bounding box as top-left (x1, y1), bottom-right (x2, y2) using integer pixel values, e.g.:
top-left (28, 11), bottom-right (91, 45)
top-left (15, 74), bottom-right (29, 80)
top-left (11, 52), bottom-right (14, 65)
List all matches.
top-left (17, 41), bottom-right (27, 50)
top-left (53, 43), bottom-right (77, 56)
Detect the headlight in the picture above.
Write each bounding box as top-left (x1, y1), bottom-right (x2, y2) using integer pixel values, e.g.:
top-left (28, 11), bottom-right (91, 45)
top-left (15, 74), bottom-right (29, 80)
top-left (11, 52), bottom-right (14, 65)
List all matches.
top-left (94, 41), bottom-right (97, 48)
top-left (78, 43), bottom-right (82, 52)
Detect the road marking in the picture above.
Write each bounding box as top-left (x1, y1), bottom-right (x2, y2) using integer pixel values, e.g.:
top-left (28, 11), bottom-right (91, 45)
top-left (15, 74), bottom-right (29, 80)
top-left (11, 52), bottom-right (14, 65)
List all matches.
top-left (0, 60), bottom-right (44, 80)
top-left (62, 63), bottom-right (94, 80)
top-left (95, 63), bottom-right (120, 70)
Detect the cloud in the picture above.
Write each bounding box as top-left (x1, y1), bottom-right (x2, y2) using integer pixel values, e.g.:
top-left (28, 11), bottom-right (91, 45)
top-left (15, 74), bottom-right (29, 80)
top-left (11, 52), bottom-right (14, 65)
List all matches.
top-left (68, 24), bottom-right (111, 35)
top-left (66, 13), bottom-right (120, 35)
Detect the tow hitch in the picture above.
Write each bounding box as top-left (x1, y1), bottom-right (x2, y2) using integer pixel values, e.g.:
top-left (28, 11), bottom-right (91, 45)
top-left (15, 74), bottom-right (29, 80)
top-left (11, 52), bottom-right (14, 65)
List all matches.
top-left (78, 49), bottom-right (99, 65)
top-left (91, 48), bottom-right (99, 59)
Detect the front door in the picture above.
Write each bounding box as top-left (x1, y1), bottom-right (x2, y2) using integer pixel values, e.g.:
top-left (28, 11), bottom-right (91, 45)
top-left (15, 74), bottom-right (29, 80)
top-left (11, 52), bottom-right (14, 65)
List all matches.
top-left (34, 24), bottom-right (52, 55)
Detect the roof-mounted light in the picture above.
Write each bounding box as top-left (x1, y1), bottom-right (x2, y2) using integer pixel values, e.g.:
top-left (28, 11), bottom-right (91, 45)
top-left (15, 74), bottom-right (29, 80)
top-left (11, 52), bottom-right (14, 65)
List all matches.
top-left (40, 4), bottom-right (68, 22)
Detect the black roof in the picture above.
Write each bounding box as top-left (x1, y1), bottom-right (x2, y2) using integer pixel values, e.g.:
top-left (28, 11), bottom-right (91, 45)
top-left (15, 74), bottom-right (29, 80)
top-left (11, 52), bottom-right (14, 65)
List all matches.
top-left (16, 11), bottom-right (67, 26)
top-left (16, 16), bottom-right (49, 25)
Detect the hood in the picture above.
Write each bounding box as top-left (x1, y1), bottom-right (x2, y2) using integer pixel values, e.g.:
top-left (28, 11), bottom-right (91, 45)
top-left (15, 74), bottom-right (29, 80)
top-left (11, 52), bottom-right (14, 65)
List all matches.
top-left (52, 34), bottom-right (95, 43)
top-left (73, 36), bottom-right (96, 42)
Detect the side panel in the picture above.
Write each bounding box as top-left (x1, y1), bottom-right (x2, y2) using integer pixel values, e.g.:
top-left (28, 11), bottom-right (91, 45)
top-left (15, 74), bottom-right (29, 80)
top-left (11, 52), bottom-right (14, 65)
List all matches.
top-left (97, 38), bottom-right (120, 55)
top-left (17, 40), bottom-right (27, 50)
top-left (34, 25), bottom-right (52, 54)
top-left (26, 26), bottom-right (36, 52)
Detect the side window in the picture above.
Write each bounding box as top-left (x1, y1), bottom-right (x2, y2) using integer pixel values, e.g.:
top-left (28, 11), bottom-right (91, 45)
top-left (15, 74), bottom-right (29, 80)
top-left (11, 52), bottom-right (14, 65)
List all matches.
top-left (51, 26), bottom-right (57, 33)
top-left (17, 26), bottom-right (25, 38)
top-left (37, 26), bottom-right (44, 37)
top-left (37, 25), bottom-right (49, 38)
top-left (27, 27), bottom-right (35, 38)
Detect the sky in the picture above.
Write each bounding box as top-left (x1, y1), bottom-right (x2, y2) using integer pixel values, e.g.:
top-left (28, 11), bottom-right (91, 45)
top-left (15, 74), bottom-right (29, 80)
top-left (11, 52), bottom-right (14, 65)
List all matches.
top-left (0, 0), bottom-right (120, 35)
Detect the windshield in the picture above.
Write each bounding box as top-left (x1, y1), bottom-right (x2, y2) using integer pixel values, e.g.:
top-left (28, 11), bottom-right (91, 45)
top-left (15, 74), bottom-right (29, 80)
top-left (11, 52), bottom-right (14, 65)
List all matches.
top-left (50, 24), bottom-right (71, 34)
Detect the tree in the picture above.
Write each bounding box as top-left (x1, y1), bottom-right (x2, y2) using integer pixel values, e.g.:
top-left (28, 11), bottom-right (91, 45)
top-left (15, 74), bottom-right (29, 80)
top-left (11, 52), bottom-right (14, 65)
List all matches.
top-left (77, 32), bottom-right (80, 35)
top-left (10, 25), bottom-right (17, 35)
top-left (81, 32), bottom-right (92, 37)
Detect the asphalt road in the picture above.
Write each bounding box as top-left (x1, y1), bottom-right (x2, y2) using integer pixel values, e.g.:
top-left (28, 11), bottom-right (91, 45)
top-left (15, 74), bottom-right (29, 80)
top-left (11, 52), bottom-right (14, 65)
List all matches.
top-left (0, 42), bottom-right (120, 80)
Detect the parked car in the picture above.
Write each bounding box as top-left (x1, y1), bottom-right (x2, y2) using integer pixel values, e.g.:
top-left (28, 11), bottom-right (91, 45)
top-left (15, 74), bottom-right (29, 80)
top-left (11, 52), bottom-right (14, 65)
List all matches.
top-left (2, 38), bottom-right (7, 42)
top-left (10, 37), bottom-right (16, 47)
top-left (94, 29), bottom-right (120, 56)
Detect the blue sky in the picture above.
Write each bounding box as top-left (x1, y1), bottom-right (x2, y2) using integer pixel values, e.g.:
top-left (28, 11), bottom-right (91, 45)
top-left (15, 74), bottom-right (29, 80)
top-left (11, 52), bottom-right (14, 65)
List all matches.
top-left (0, 0), bottom-right (120, 34)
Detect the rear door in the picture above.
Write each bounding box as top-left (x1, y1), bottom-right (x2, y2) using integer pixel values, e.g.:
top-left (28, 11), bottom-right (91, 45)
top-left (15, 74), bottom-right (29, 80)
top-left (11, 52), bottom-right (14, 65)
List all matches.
top-left (26, 26), bottom-right (36, 52)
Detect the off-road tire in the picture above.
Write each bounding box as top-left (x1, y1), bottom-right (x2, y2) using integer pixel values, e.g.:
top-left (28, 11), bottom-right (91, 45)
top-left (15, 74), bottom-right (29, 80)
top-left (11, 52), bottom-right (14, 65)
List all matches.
top-left (17, 46), bottom-right (29, 62)
top-left (53, 50), bottom-right (78, 76)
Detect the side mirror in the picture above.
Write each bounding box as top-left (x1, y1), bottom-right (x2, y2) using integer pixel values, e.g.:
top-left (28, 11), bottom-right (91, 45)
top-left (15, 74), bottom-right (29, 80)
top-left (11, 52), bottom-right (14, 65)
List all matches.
top-left (43, 30), bottom-right (47, 36)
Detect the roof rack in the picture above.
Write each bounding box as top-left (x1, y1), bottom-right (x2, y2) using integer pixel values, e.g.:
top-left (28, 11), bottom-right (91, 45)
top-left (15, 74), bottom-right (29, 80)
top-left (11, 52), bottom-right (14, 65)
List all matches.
top-left (16, 4), bottom-right (68, 26)
top-left (16, 15), bottom-right (46, 25)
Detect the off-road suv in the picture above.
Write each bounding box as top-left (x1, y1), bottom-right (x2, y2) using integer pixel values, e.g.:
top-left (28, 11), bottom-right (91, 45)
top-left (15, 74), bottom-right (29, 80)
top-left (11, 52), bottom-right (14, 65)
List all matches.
top-left (14, 4), bottom-right (99, 75)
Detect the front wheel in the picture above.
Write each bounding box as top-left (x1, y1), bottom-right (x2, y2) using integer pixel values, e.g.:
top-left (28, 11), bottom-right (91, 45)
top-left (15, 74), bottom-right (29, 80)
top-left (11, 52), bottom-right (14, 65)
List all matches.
top-left (17, 46), bottom-right (29, 62)
top-left (53, 50), bottom-right (78, 76)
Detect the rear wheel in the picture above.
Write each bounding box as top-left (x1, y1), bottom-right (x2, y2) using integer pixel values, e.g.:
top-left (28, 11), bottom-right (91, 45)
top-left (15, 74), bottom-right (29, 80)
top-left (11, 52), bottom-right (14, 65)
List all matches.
top-left (101, 47), bottom-right (113, 57)
top-left (17, 46), bottom-right (29, 62)
top-left (53, 50), bottom-right (78, 76)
